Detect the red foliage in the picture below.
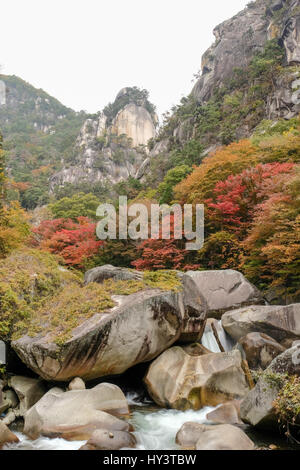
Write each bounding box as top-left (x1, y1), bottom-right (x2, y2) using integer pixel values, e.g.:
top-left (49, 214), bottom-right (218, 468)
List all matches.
top-left (32, 217), bottom-right (103, 268)
top-left (206, 162), bottom-right (294, 234)
top-left (132, 214), bottom-right (200, 271)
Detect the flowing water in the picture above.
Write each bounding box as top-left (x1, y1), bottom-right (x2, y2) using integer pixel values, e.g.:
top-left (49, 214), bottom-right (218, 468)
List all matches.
top-left (3, 392), bottom-right (218, 451)
top-left (2, 328), bottom-right (297, 451)
top-left (130, 406), bottom-right (216, 450)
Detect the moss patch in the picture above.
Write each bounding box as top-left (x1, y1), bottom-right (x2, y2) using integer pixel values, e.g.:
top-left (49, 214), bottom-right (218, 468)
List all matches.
top-left (0, 248), bottom-right (81, 341)
top-left (143, 270), bottom-right (181, 291)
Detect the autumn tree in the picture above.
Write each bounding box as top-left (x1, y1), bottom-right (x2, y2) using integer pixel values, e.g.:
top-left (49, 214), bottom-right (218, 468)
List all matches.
top-left (32, 217), bottom-right (103, 268)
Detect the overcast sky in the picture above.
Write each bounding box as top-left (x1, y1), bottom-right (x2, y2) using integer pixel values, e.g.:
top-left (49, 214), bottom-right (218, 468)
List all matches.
top-left (1, 0), bottom-right (249, 118)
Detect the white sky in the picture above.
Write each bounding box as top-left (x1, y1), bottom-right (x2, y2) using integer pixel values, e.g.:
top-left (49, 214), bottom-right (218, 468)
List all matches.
top-left (1, 0), bottom-right (249, 118)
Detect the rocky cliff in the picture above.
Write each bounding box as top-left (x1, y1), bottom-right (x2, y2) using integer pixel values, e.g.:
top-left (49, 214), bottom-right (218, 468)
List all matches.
top-left (140, 0), bottom-right (300, 183)
top-left (192, 0), bottom-right (300, 108)
top-left (50, 87), bottom-right (157, 191)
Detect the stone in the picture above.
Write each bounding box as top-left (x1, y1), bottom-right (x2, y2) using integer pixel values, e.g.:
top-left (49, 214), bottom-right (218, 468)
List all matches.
top-left (222, 304), bottom-right (300, 347)
top-left (176, 422), bottom-right (254, 450)
top-left (0, 421), bottom-right (19, 448)
top-left (24, 383), bottom-right (130, 440)
top-left (0, 389), bottom-right (19, 414)
top-left (184, 270), bottom-right (262, 319)
top-left (240, 343), bottom-right (300, 429)
top-left (238, 332), bottom-right (286, 369)
top-left (195, 424), bottom-right (255, 450)
top-left (84, 265), bottom-right (142, 285)
top-left (68, 377), bottom-right (85, 391)
top-left (80, 429), bottom-right (136, 450)
top-left (12, 289), bottom-right (185, 381)
top-left (144, 346), bottom-right (249, 410)
top-left (206, 400), bottom-right (242, 424)
top-left (8, 376), bottom-right (46, 415)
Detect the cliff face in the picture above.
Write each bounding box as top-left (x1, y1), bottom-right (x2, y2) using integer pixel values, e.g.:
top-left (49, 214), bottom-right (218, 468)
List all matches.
top-left (139, 0), bottom-right (300, 183)
top-left (50, 87), bottom-right (157, 191)
top-left (192, 0), bottom-right (300, 110)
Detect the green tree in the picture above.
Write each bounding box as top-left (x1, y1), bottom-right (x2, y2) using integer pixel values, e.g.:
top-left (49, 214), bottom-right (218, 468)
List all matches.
top-left (158, 165), bottom-right (191, 204)
top-left (49, 192), bottom-right (100, 220)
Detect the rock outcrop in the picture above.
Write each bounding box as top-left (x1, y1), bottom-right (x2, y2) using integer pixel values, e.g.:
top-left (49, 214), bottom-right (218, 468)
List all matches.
top-left (24, 383), bottom-right (129, 440)
top-left (144, 346), bottom-right (249, 410)
top-left (222, 304), bottom-right (300, 347)
top-left (50, 87), bottom-right (157, 191)
top-left (176, 422), bottom-right (255, 450)
top-left (240, 343), bottom-right (300, 429)
top-left (192, 0), bottom-right (300, 116)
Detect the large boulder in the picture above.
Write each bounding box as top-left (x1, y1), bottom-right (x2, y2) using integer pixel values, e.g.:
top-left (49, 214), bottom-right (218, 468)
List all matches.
top-left (144, 346), bottom-right (249, 410)
top-left (240, 343), bottom-right (300, 429)
top-left (8, 375), bottom-right (46, 415)
top-left (12, 289), bottom-right (185, 381)
top-left (24, 383), bottom-right (130, 440)
top-left (176, 422), bottom-right (254, 450)
top-left (85, 266), bottom-right (208, 344)
top-left (238, 332), bottom-right (286, 369)
top-left (222, 304), bottom-right (300, 347)
top-left (80, 429), bottom-right (136, 450)
top-left (0, 422), bottom-right (19, 448)
top-left (184, 270), bottom-right (262, 319)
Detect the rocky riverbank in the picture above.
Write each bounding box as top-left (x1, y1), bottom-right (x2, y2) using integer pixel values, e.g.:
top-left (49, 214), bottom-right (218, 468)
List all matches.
top-left (1, 259), bottom-right (300, 450)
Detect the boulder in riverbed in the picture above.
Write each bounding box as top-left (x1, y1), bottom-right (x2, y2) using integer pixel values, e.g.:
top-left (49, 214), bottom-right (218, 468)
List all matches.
top-left (8, 375), bottom-right (46, 415)
top-left (176, 422), bottom-right (254, 450)
top-left (80, 429), bottom-right (136, 450)
top-left (184, 269), bottom-right (262, 319)
top-left (238, 332), bottom-right (286, 369)
top-left (222, 304), bottom-right (300, 347)
top-left (24, 382), bottom-right (129, 440)
top-left (144, 346), bottom-right (249, 410)
top-left (13, 288), bottom-right (185, 381)
top-left (206, 400), bottom-right (242, 424)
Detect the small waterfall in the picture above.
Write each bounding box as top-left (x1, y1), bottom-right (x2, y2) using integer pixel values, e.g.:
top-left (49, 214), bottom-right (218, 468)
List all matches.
top-left (201, 329), bottom-right (220, 352)
top-left (201, 320), bottom-right (235, 353)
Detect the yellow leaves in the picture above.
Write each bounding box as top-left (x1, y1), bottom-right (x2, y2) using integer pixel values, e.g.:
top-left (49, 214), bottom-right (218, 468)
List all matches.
top-left (0, 201), bottom-right (31, 258)
top-left (174, 139), bottom-right (258, 204)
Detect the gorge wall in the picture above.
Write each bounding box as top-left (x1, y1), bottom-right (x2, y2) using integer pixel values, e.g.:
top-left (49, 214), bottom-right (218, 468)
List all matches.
top-left (50, 87), bottom-right (157, 191)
